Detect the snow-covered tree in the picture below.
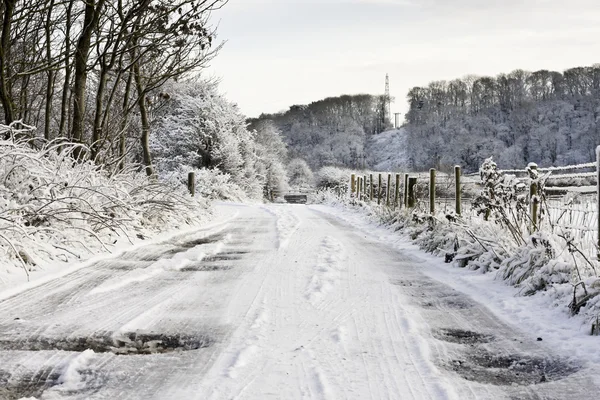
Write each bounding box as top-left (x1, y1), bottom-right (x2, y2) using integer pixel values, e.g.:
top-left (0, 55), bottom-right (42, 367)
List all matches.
top-left (403, 64), bottom-right (600, 171)
top-left (249, 94), bottom-right (385, 169)
top-left (287, 158), bottom-right (314, 191)
top-left (150, 80), bottom-right (263, 198)
top-left (252, 120), bottom-right (290, 198)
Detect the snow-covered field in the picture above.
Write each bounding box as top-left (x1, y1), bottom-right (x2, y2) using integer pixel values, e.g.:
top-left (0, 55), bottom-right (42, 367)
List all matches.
top-left (1, 203), bottom-right (599, 399)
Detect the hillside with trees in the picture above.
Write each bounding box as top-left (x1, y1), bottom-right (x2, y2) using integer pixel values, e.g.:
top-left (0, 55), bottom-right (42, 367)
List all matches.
top-left (404, 65), bottom-right (600, 172)
top-left (250, 94), bottom-right (392, 170)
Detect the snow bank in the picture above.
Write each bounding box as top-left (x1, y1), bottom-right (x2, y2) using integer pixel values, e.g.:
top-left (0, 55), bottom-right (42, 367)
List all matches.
top-left (0, 136), bottom-right (213, 288)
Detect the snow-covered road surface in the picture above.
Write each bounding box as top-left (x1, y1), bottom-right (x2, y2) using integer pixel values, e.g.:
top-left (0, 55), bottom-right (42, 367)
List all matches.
top-left (0, 204), bottom-right (598, 399)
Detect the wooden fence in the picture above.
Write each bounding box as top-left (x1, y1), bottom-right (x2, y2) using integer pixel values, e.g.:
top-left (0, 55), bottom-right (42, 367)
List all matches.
top-left (349, 147), bottom-right (600, 262)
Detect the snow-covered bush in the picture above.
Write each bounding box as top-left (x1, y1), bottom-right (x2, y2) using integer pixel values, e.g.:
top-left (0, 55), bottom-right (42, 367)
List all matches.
top-left (287, 158), bottom-right (314, 191)
top-left (162, 166), bottom-right (248, 202)
top-left (315, 166), bottom-right (353, 192)
top-left (0, 133), bottom-right (210, 281)
top-left (473, 158), bottom-right (529, 244)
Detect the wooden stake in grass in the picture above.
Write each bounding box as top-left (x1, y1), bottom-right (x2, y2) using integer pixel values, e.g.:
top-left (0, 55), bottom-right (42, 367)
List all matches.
top-left (351, 173), bottom-right (356, 196)
top-left (378, 173), bottom-right (382, 205)
top-left (408, 177), bottom-right (417, 208)
top-left (386, 174), bottom-right (391, 207)
top-left (357, 177), bottom-right (361, 200)
top-left (429, 168), bottom-right (436, 214)
top-left (187, 172), bottom-right (195, 197)
top-left (394, 174), bottom-right (400, 209)
top-left (403, 173), bottom-right (409, 208)
top-left (454, 166), bottom-right (461, 215)
top-left (529, 163), bottom-right (539, 232)
top-left (363, 175), bottom-right (367, 198)
top-left (370, 174), bottom-right (374, 201)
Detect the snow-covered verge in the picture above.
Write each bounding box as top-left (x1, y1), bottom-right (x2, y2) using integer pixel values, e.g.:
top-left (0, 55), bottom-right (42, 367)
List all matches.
top-left (0, 137), bottom-right (216, 289)
top-left (312, 181), bottom-right (600, 336)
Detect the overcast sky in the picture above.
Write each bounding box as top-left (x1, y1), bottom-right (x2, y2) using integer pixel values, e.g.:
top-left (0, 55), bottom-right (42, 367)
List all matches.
top-left (206, 0), bottom-right (600, 118)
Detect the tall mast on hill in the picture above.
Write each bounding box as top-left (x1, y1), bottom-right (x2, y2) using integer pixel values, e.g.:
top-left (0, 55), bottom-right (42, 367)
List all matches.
top-left (385, 74), bottom-right (391, 126)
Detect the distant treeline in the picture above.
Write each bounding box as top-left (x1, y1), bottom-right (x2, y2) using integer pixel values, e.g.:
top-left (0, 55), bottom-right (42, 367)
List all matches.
top-left (250, 94), bottom-right (392, 169)
top-left (404, 65), bottom-right (600, 172)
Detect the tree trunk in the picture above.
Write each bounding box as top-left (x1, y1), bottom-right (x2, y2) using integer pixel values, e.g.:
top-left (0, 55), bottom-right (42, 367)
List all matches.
top-left (58, 0), bottom-right (73, 138)
top-left (44, 0), bottom-right (56, 141)
top-left (70, 0), bottom-right (105, 144)
top-left (133, 60), bottom-right (153, 176)
top-left (0, 0), bottom-right (16, 125)
top-left (91, 65), bottom-right (108, 160)
top-left (119, 70), bottom-right (133, 171)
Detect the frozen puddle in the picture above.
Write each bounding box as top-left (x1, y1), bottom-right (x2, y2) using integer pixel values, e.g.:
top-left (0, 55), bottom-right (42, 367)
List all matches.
top-left (0, 332), bottom-right (214, 355)
top-left (433, 328), bottom-right (495, 345)
top-left (446, 349), bottom-right (581, 386)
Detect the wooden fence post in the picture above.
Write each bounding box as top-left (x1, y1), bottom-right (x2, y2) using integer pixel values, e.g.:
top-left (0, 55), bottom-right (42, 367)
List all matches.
top-left (429, 168), bottom-right (436, 214)
top-left (363, 175), bottom-right (367, 198)
top-left (597, 146), bottom-right (600, 260)
top-left (351, 174), bottom-right (356, 197)
top-left (404, 173), bottom-right (409, 208)
top-left (529, 163), bottom-right (539, 232)
top-left (408, 177), bottom-right (417, 208)
top-left (370, 174), bottom-right (374, 201)
top-left (357, 177), bottom-right (362, 200)
top-left (386, 174), bottom-right (391, 207)
top-left (378, 173), bottom-right (382, 205)
top-left (394, 174), bottom-right (400, 209)
top-left (454, 166), bottom-right (462, 215)
top-left (187, 172), bottom-right (195, 197)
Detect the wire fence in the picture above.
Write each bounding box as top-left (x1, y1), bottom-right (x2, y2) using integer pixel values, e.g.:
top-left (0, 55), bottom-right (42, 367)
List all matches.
top-left (350, 159), bottom-right (600, 261)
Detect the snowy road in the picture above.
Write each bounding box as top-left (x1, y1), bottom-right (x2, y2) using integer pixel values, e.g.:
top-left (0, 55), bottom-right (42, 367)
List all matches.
top-left (0, 204), bottom-right (598, 399)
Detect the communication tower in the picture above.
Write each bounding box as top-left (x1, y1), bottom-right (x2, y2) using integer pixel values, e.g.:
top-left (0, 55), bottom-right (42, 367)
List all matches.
top-left (384, 74), bottom-right (391, 124)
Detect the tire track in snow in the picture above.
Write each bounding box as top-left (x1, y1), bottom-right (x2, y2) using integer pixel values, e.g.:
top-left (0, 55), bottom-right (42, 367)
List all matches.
top-left (260, 205), bottom-right (301, 249)
top-left (89, 234), bottom-right (232, 295)
top-left (305, 236), bottom-right (345, 305)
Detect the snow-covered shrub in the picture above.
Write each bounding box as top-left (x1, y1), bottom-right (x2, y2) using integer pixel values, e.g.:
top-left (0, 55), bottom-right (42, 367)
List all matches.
top-left (0, 133), bottom-right (210, 281)
top-left (162, 166), bottom-right (247, 202)
top-left (315, 166), bottom-right (353, 192)
top-left (287, 158), bottom-right (314, 192)
top-left (473, 157), bottom-right (529, 245)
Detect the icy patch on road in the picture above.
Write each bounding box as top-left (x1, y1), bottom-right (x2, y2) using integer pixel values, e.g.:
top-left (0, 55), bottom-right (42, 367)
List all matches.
top-left (261, 205), bottom-right (301, 249)
top-left (306, 236), bottom-right (345, 304)
top-left (89, 233), bottom-right (232, 295)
